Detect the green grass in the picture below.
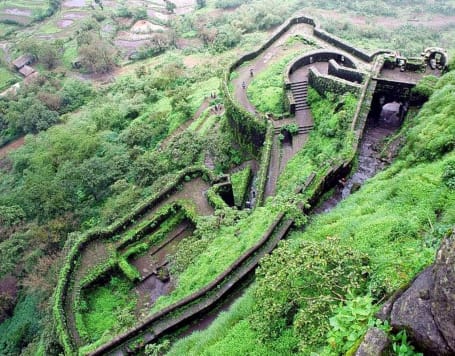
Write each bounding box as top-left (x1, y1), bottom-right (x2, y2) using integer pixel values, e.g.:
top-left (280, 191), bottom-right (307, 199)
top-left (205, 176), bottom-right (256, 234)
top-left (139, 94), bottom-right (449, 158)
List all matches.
top-left (149, 206), bottom-right (277, 313)
top-left (188, 109), bottom-right (210, 131)
top-left (291, 156), bottom-right (453, 295)
top-left (197, 114), bottom-right (218, 135)
top-left (62, 40), bottom-right (78, 69)
top-left (247, 53), bottom-right (300, 115)
top-left (0, 66), bottom-right (19, 91)
top-left (78, 275), bottom-right (137, 343)
top-left (188, 76), bottom-right (220, 112)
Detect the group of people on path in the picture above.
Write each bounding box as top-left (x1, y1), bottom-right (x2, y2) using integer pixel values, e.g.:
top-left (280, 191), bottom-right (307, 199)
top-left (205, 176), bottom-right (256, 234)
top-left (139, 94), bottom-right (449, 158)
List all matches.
top-left (242, 68), bottom-right (254, 89)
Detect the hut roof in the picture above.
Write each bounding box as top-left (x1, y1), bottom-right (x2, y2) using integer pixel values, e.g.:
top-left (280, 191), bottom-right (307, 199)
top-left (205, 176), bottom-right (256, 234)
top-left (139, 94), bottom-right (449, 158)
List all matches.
top-left (18, 65), bottom-right (35, 77)
top-left (12, 54), bottom-right (34, 69)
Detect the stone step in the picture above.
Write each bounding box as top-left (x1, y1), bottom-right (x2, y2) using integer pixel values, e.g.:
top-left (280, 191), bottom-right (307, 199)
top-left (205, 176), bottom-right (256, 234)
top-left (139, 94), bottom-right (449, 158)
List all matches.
top-left (273, 125), bottom-right (313, 134)
top-left (298, 127), bottom-right (313, 133)
top-left (290, 81), bottom-right (308, 87)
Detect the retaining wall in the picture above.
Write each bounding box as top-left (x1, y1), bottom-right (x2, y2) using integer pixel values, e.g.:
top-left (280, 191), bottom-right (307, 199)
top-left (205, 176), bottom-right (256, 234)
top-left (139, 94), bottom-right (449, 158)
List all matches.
top-left (328, 59), bottom-right (365, 83)
top-left (254, 122), bottom-right (274, 208)
top-left (308, 67), bottom-right (362, 97)
top-left (71, 15), bottom-right (386, 355)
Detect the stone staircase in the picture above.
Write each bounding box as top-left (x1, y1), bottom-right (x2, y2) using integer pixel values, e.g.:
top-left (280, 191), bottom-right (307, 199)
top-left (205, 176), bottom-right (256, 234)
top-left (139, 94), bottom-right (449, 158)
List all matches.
top-left (290, 80), bottom-right (310, 112)
top-left (273, 125), bottom-right (313, 135)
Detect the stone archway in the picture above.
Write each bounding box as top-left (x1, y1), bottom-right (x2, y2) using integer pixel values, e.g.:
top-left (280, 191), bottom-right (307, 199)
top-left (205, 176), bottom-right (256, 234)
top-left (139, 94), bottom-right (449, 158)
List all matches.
top-left (423, 47), bottom-right (449, 70)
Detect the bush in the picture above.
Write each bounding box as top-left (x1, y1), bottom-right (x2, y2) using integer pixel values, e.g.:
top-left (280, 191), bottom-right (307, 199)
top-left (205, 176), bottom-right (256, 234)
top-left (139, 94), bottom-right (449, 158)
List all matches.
top-left (442, 157), bottom-right (455, 190)
top-left (323, 295), bottom-right (376, 355)
top-left (251, 238), bottom-right (369, 353)
top-left (0, 294), bottom-right (42, 355)
top-left (118, 257), bottom-right (141, 282)
top-left (231, 166), bottom-right (252, 207)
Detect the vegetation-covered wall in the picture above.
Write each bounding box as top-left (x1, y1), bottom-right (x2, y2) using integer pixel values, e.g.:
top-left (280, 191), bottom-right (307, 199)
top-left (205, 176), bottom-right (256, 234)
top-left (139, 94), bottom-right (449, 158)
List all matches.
top-left (308, 67), bottom-right (362, 97)
top-left (53, 166), bottom-right (218, 354)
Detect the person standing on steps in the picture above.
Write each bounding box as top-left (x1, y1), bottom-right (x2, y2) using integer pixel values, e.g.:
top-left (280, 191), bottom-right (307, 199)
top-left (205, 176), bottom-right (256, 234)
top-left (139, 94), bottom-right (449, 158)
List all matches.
top-left (242, 81), bottom-right (246, 89)
top-left (250, 68), bottom-right (254, 77)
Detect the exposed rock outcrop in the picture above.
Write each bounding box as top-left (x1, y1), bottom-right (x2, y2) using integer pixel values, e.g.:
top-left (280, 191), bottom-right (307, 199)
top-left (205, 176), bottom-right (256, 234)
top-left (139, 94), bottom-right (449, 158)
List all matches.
top-left (379, 232), bottom-right (455, 355)
top-left (432, 235), bottom-right (455, 352)
top-left (390, 266), bottom-right (451, 355)
top-left (355, 327), bottom-right (391, 356)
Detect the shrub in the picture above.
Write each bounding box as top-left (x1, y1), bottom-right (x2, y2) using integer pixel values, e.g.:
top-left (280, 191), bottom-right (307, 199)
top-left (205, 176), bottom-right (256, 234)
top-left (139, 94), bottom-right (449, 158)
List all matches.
top-left (251, 238), bottom-right (369, 353)
top-left (118, 257), bottom-right (141, 282)
top-left (442, 157), bottom-right (455, 189)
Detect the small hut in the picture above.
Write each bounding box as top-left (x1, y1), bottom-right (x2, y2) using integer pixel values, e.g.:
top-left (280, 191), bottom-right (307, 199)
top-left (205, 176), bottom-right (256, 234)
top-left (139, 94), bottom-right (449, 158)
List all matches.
top-left (12, 54), bottom-right (34, 70)
top-left (18, 65), bottom-right (35, 77)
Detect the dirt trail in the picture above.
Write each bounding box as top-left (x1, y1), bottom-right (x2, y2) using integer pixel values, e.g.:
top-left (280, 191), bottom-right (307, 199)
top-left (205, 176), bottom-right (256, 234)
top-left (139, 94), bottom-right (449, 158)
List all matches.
top-left (0, 137), bottom-right (25, 160)
top-left (161, 98), bottom-right (210, 148)
top-left (232, 23), bottom-right (312, 114)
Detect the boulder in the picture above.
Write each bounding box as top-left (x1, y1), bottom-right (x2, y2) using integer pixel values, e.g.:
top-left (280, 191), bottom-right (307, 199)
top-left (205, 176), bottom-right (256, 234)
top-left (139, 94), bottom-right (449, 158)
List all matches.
top-left (389, 233), bottom-right (455, 355)
top-left (432, 235), bottom-right (455, 352)
top-left (390, 267), bottom-right (451, 355)
top-left (355, 327), bottom-right (390, 356)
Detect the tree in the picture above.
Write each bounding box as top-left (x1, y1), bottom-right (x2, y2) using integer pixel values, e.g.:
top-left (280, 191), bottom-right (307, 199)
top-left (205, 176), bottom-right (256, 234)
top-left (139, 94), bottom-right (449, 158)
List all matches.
top-left (78, 37), bottom-right (117, 74)
top-left (196, 0), bottom-right (206, 9)
top-left (6, 97), bottom-right (59, 135)
top-left (164, 0), bottom-right (176, 13)
top-left (37, 41), bottom-right (62, 70)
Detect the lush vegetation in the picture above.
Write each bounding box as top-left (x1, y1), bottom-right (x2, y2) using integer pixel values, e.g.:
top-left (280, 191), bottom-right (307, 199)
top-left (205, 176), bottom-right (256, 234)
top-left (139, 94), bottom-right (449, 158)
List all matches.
top-left (166, 68), bottom-right (455, 356)
top-left (78, 276), bottom-right (137, 343)
top-left (230, 166), bottom-right (252, 207)
top-left (0, 76), bottom-right (92, 145)
top-left (277, 88), bottom-right (357, 195)
top-left (153, 205), bottom-right (277, 312)
top-left (0, 0), bottom-right (454, 354)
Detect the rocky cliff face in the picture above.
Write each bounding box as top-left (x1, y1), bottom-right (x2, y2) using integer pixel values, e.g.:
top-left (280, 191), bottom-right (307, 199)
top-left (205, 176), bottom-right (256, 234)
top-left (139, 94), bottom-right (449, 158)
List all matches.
top-left (378, 231), bottom-right (455, 355)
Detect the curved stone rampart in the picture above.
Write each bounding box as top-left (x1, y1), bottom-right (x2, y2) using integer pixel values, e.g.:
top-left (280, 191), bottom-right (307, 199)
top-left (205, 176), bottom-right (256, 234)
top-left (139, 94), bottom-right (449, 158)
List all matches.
top-left (53, 166), bottom-right (219, 355)
top-left (222, 13), bottom-right (381, 155)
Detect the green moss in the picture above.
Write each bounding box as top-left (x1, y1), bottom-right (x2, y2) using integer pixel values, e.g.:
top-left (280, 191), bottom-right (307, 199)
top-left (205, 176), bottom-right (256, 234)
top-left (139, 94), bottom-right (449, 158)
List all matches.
top-left (278, 89), bottom-right (357, 194)
top-left (231, 166), bottom-right (252, 207)
top-left (78, 276), bottom-right (137, 343)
